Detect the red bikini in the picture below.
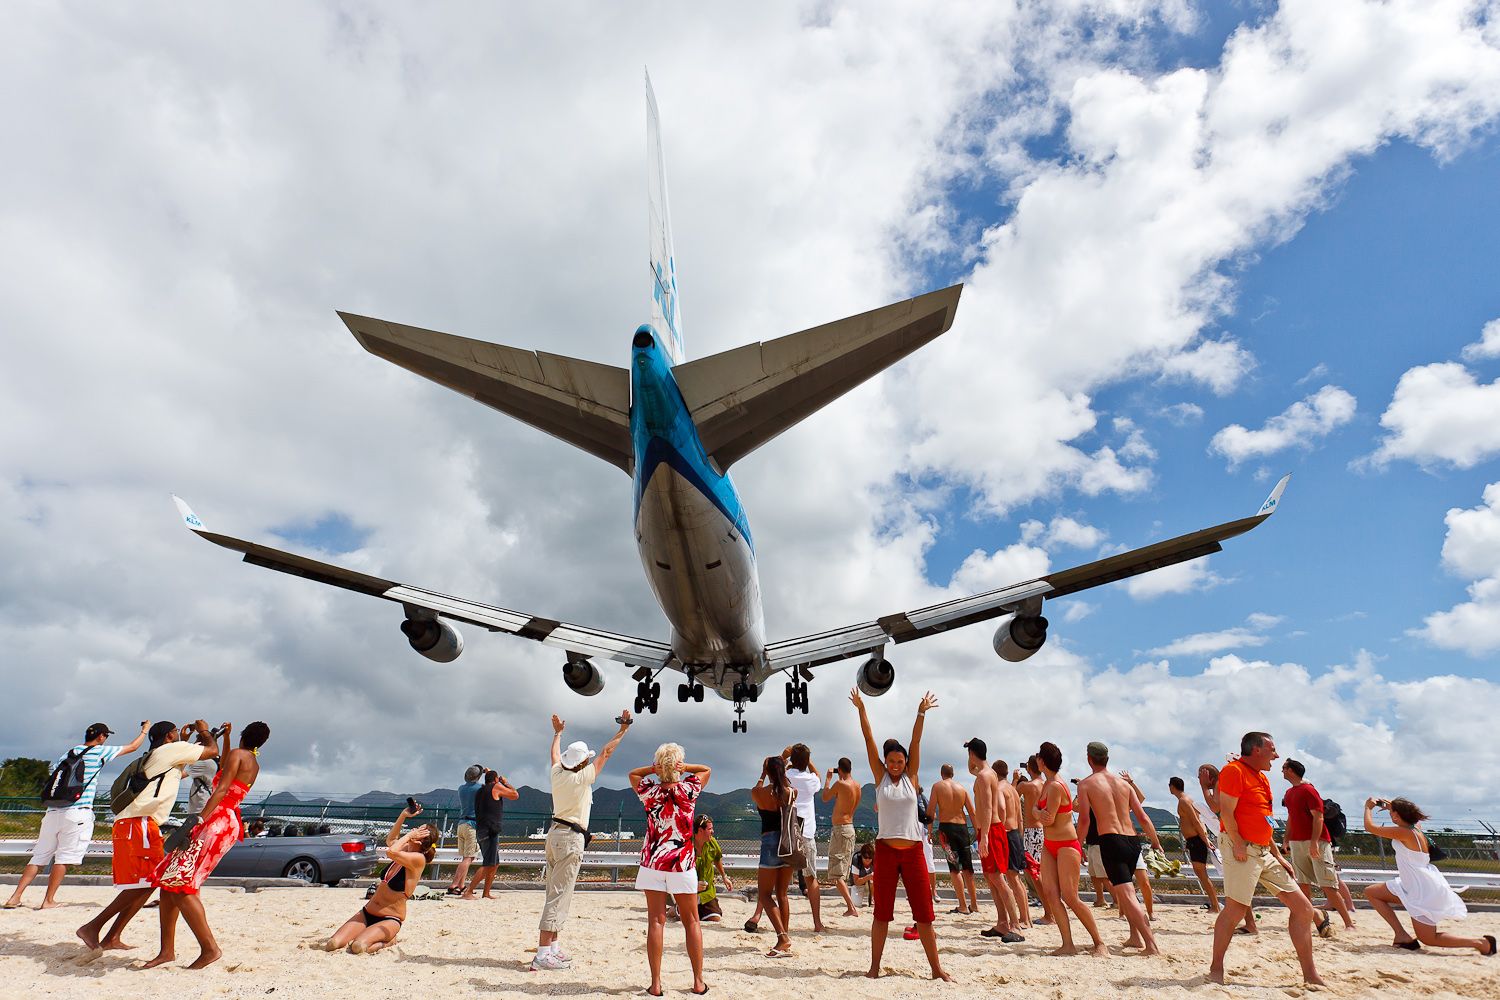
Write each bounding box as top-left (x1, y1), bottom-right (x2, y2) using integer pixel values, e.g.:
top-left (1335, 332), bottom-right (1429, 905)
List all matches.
top-left (1039, 787), bottom-right (1082, 860)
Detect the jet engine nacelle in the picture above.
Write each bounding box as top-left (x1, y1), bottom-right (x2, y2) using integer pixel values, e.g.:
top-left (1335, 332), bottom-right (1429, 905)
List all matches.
top-left (400, 616), bottom-right (464, 663)
top-left (857, 656), bottom-right (895, 697)
top-left (562, 658), bottom-right (605, 697)
top-left (993, 614), bottom-right (1048, 662)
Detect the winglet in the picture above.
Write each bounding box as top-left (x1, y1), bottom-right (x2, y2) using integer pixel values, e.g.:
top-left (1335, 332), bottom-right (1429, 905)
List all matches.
top-left (1256, 475), bottom-right (1290, 518)
top-left (172, 495), bottom-right (207, 532)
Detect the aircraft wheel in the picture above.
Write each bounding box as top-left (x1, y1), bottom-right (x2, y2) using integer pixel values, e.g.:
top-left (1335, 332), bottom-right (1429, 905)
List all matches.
top-left (692, 684), bottom-right (705, 703)
top-left (677, 683), bottom-right (691, 703)
top-left (633, 696), bottom-right (645, 714)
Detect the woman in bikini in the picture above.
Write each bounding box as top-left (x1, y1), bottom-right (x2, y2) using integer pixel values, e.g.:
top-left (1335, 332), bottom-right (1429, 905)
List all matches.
top-left (1199, 763), bottom-right (1256, 935)
top-left (323, 804), bottom-right (437, 954)
top-left (629, 743), bottom-right (711, 997)
top-left (851, 687), bottom-right (952, 983)
top-left (145, 721), bottom-right (269, 970)
top-left (1035, 740), bottom-right (1105, 957)
top-left (747, 755), bottom-right (796, 956)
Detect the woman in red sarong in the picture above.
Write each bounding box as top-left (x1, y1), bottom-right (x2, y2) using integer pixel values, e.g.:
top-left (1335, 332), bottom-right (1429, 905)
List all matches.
top-left (143, 721), bottom-right (270, 970)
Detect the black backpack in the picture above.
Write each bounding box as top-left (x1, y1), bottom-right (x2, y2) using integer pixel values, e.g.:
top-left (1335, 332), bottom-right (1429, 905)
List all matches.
top-left (1322, 798), bottom-right (1348, 839)
top-left (41, 748), bottom-right (90, 808)
top-left (108, 756), bottom-right (171, 815)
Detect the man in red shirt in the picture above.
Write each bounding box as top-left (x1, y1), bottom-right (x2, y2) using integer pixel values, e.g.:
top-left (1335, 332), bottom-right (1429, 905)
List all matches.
top-left (1208, 732), bottom-right (1329, 987)
top-left (1281, 760), bottom-right (1355, 930)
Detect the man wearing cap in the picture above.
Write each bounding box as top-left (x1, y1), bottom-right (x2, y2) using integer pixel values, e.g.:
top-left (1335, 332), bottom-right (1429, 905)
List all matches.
top-left (5, 721), bottom-right (149, 910)
top-left (77, 720), bottom-right (219, 950)
top-left (532, 709), bottom-right (633, 972)
top-left (1074, 741), bottom-right (1165, 955)
top-left (447, 764), bottom-right (485, 895)
top-left (966, 737), bottom-right (1023, 943)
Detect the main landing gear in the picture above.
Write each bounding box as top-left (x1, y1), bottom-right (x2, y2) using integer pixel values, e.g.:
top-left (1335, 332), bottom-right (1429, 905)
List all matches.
top-left (633, 668), bottom-right (661, 715)
top-left (731, 680), bottom-right (759, 734)
top-left (784, 678), bottom-right (809, 715)
top-left (676, 680), bottom-right (706, 703)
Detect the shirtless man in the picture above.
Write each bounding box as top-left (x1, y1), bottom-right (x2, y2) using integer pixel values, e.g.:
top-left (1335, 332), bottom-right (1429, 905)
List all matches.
top-left (1019, 755), bottom-right (1052, 925)
top-left (966, 738), bottom-right (1023, 943)
top-left (930, 764), bottom-right (979, 914)
top-left (1074, 742), bottom-right (1164, 955)
top-left (821, 758), bottom-right (863, 917)
top-left (1170, 776), bottom-right (1220, 912)
top-left (994, 761), bottom-right (1032, 929)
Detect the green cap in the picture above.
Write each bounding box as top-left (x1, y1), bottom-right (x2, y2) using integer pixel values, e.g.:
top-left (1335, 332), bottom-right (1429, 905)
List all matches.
top-left (1086, 741), bottom-right (1109, 758)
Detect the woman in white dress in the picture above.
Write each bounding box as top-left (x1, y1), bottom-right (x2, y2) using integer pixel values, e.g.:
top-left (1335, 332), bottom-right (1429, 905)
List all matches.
top-left (1362, 797), bottom-right (1495, 957)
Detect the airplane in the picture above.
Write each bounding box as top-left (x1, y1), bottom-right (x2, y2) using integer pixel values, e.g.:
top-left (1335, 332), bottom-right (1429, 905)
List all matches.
top-left (172, 74), bottom-right (1291, 733)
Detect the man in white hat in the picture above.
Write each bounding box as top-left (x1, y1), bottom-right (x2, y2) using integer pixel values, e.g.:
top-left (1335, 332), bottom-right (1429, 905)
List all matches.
top-left (531, 709), bottom-right (633, 971)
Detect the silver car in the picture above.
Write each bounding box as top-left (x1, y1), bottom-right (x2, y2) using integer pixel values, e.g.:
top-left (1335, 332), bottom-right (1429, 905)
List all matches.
top-left (214, 824), bottom-right (380, 885)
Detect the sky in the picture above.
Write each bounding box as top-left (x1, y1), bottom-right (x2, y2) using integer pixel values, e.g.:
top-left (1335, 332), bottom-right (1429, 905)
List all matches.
top-left (4, 1), bottom-right (1500, 824)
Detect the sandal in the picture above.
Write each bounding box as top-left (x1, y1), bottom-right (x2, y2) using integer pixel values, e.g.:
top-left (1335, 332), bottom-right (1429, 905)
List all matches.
top-left (1394, 940), bottom-right (1421, 951)
top-left (1484, 934), bottom-right (1496, 957)
top-left (1315, 911), bottom-right (1333, 939)
top-left (743, 919), bottom-right (760, 933)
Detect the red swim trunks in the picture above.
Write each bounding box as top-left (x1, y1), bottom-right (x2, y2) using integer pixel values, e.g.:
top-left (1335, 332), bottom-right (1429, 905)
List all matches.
top-left (873, 840), bottom-right (935, 924)
top-left (111, 817), bottom-right (163, 889)
top-left (980, 822), bottom-right (1009, 876)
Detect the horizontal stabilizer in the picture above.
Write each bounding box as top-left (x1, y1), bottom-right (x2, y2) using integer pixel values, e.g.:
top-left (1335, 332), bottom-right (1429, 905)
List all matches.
top-left (674, 284), bottom-right (962, 469)
top-left (339, 312), bottom-right (634, 473)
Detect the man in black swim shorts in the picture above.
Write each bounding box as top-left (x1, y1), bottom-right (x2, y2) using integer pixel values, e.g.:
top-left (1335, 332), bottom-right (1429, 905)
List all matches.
top-left (930, 764), bottom-right (979, 914)
top-left (1075, 742), bottom-right (1165, 955)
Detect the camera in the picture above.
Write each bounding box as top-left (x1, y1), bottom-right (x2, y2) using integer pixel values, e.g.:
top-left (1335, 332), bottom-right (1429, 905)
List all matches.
top-left (615, 714), bottom-right (633, 727)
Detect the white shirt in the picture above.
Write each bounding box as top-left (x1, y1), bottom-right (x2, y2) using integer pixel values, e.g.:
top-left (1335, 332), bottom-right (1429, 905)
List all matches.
top-left (786, 767), bottom-right (820, 828)
top-left (876, 774), bottom-right (924, 842)
top-left (550, 762), bottom-right (598, 829)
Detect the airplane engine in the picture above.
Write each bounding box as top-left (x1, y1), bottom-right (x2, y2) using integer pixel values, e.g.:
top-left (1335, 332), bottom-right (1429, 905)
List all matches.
top-left (562, 658), bottom-right (606, 697)
top-left (993, 614), bottom-right (1048, 662)
top-left (857, 656), bottom-right (895, 697)
top-left (400, 616), bottom-right (464, 663)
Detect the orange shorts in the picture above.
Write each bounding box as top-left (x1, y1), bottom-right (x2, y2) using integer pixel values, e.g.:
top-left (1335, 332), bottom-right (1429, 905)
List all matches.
top-left (111, 817), bottom-right (164, 888)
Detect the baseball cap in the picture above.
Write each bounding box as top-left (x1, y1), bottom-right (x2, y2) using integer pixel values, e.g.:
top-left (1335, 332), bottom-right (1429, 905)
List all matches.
top-left (560, 741), bottom-right (596, 770)
top-left (963, 737), bottom-right (987, 759)
top-left (1086, 741), bottom-right (1109, 758)
top-left (85, 722), bottom-right (114, 741)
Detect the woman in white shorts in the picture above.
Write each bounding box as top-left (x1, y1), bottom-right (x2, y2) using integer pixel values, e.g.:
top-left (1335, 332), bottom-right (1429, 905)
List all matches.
top-left (629, 744), bottom-right (712, 997)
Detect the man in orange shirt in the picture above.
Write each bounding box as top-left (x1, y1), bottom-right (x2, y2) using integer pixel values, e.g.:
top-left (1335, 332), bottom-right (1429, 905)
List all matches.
top-left (1208, 732), bottom-right (1329, 987)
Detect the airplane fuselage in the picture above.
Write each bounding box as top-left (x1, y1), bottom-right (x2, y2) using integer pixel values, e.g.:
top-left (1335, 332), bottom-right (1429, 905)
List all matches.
top-left (630, 326), bottom-right (766, 698)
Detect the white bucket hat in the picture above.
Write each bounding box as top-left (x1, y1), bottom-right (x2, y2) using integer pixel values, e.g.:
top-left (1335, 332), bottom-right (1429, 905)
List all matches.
top-left (560, 741), bottom-right (596, 770)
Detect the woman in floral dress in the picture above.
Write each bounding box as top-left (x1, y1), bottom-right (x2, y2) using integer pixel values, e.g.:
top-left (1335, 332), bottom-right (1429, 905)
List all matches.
top-left (144, 721), bottom-right (270, 970)
top-left (629, 743), bottom-right (712, 997)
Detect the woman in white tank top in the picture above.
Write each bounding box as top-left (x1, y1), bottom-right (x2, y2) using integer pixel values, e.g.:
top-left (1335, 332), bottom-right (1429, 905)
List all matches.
top-left (851, 687), bottom-right (952, 983)
top-left (1362, 797), bottom-right (1495, 957)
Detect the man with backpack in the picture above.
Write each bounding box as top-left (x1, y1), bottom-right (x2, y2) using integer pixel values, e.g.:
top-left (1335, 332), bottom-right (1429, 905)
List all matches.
top-left (4, 720), bottom-right (148, 910)
top-left (1281, 759), bottom-right (1356, 930)
top-left (76, 720), bottom-right (220, 950)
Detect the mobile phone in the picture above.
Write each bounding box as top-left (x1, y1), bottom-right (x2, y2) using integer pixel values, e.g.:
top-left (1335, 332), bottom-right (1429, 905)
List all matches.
top-left (406, 796), bottom-right (418, 812)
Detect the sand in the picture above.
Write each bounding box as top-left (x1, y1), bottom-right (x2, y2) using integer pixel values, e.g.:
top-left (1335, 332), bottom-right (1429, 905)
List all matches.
top-left (1, 887), bottom-right (1496, 999)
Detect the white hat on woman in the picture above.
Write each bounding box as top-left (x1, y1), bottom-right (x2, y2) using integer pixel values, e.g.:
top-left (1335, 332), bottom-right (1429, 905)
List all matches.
top-left (560, 741), bottom-right (595, 769)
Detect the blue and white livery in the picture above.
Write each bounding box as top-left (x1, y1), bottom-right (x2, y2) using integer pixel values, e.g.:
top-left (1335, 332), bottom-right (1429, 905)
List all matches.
top-left (174, 79), bottom-right (1290, 731)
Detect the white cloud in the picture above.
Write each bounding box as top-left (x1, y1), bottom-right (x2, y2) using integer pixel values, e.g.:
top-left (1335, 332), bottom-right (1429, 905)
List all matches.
top-left (1414, 482), bottom-right (1500, 655)
top-left (1367, 362), bottom-right (1500, 469)
top-left (1460, 318), bottom-right (1500, 362)
top-left (1159, 337), bottom-right (1256, 395)
top-left (1158, 401), bottom-right (1204, 425)
top-left (1123, 556), bottom-right (1226, 600)
top-left (1209, 385), bottom-right (1357, 468)
top-left (1020, 515), bottom-right (1107, 551)
top-left (1061, 600), bottom-right (1097, 624)
top-left (1147, 611), bottom-right (1282, 657)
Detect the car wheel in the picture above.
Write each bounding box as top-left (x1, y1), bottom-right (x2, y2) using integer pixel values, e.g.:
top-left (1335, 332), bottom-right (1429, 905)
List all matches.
top-left (283, 857), bottom-right (321, 883)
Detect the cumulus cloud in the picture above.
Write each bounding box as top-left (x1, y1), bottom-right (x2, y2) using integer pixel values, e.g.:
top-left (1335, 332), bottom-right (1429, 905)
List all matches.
top-left (1366, 362), bottom-right (1500, 469)
top-left (1146, 611), bottom-right (1282, 657)
top-left (1019, 515), bottom-right (1107, 551)
top-left (1208, 385), bottom-right (1357, 468)
top-left (1158, 401), bottom-right (1204, 425)
top-left (1460, 318), bottom-right (1500, 362)
top-left (1414, 482), bottom-right (1500, 655)
top-left (1159, 337), bottom-right (1256, 395)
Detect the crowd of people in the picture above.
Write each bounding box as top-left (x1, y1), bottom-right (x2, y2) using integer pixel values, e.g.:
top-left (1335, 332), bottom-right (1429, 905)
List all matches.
top-left (3, 704), bottom-right (1495, 989)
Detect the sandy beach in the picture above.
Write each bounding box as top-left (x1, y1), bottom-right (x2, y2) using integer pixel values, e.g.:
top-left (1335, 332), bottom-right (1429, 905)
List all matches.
top-left (1, 887), bottom-right (1496, 999)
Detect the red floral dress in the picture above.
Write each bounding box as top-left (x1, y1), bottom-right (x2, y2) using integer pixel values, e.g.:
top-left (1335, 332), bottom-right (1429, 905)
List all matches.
top-left (154, 779), bottom-right (250, 895)
top-left (634, 773), bottom-right (701, 872)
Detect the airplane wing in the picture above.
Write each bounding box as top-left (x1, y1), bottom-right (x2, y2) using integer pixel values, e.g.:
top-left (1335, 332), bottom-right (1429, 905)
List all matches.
top-left (171, 497), bottom-right (672, 669)
top-left (337, 312), bottom-right (635, 474)
top-left (765, 476), bottom-right (1290, 671)
top-left (673, 284), bottom-right (962, 470)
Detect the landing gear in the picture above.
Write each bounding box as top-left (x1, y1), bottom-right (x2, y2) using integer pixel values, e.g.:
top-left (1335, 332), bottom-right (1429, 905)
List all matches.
top-left (730, 680), bottom-right (758, 733)
top-left (676, 681), bottom-right (705, 703)
top-left (634, 678), bottom-right (661, 715)
top-left (784, 679), bottom-right (809, 715)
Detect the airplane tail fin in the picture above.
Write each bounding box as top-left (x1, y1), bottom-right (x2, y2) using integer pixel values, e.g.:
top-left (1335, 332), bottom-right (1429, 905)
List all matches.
top-left (674, 284), bottom-right (962, 470)
top-left (646, 70), bottom-right (685, 365)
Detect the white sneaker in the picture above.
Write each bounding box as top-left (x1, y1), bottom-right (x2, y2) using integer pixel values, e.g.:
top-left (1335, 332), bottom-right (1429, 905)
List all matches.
top-left (530, 952), bottom-right (571, 971)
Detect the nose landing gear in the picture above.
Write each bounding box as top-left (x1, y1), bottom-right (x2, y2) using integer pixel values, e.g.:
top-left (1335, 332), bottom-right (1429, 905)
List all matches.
top-left (730, 680), bottom-right (758, 733)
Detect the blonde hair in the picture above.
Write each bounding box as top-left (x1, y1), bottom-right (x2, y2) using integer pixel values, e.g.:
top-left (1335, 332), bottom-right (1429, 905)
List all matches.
top-left (654, 742), bottom-right (685, 782)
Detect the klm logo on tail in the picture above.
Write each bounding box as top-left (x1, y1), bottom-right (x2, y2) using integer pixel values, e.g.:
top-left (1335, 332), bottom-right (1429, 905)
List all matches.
top-left (653, 256), bottom-right (683, 361)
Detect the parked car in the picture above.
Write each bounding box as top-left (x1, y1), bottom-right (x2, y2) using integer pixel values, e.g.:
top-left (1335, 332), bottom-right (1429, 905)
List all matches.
top-left (214, 824), bottom-right (379, 885)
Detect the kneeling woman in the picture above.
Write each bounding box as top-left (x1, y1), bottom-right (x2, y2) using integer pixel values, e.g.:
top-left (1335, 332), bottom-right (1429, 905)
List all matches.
top-left (325, 805), bottom-right (436, 954)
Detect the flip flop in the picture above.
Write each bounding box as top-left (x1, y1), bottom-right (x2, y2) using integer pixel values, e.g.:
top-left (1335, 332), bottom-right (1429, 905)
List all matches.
top-left (766, 948), bottom-right (792, 959)
top-left (980, 927), bottom-right (1004, 938)
top-left (692, 987), bottom-right (710, 995)
top-left (743, 920), bottom-right (760, 933)
top-left (902, 926), bottom-right (919, 940)
top-left (1394, 940), bottom-right (1421, 951)
top-left (1484, 934), bottom-right (1496, 957)
top-left (947, 907), bottom-right (968, 914)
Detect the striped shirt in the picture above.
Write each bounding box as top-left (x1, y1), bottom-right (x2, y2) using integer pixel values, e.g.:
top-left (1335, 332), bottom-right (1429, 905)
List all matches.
top-left (50, 745), bottom-right (123, 811)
